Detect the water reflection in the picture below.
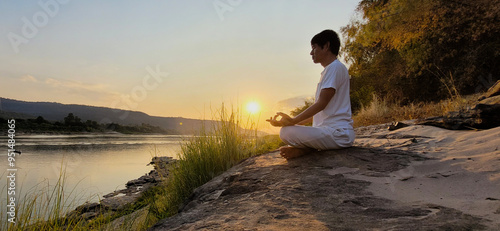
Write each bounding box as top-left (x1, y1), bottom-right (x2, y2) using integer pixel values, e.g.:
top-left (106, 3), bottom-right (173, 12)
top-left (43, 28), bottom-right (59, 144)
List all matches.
top-left (0, 134), bottom-right (184, 206)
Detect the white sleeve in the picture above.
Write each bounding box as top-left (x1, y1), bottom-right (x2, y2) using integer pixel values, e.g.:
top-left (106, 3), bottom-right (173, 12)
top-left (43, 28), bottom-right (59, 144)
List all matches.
top-left (320, 65), bottom-right (340, 90)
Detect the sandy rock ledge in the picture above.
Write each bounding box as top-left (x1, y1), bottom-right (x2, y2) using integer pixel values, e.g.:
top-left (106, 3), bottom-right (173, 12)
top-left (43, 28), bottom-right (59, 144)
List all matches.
top-left (150, 124), bottom-right (500, 230)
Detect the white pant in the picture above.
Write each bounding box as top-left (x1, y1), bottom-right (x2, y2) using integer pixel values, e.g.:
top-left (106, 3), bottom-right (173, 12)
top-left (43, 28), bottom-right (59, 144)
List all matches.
top-left (280, 125), bottom-right (355, 150)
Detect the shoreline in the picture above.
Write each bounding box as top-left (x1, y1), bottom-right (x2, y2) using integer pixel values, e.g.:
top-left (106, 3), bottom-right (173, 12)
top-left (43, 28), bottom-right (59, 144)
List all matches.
top-left (45, 121), bottom-right (500, 230)
top-left (2, 131), bottom-right (179, 136)
top-left (48, 83), bottom-right (500, 229)
top-left (66, 156), bottom-right (177, 221)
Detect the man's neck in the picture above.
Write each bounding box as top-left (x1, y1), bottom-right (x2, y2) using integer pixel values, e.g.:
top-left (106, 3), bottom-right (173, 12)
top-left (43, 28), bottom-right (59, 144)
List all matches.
top-left (321, 55), bottom-right (337, 68)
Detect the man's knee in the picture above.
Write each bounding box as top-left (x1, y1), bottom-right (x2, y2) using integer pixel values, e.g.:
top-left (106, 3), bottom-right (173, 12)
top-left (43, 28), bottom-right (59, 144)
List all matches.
top-left (279, 126), bottom-right (294, 144)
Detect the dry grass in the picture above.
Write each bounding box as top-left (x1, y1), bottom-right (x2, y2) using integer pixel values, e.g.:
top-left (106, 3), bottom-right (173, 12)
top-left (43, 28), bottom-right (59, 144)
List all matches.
top-left (353, 94), bottom-right (480, 127)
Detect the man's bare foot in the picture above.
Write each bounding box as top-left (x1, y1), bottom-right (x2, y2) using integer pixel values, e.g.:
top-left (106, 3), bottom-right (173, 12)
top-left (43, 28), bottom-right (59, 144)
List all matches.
top-left (279, 146), bottom-right (315, 160)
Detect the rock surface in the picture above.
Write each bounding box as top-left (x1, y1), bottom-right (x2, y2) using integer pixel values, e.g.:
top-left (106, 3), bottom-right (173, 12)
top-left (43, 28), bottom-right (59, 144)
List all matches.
top-left (417, 80), bottom-right (500, 130)
top-left (150, 124), bottom-right (500, 230)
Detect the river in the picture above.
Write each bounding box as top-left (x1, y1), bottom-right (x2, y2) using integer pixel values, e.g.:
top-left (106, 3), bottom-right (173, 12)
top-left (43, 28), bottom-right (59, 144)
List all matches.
top-left (0, 134), bottom-right (184, 210)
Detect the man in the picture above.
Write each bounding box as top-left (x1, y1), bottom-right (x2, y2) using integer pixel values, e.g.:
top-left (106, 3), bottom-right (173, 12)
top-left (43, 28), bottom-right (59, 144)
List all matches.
top-left (267, 29), bottom-right (355, 159)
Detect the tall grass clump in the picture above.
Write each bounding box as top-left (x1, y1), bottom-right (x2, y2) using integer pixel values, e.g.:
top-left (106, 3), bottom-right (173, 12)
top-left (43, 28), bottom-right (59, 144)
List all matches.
top-left (0, 165), bottom-right (98, 230)
top-left (142, 104), bottom-right (263, 226)
top-left (354, 94), bottom-right (391, 125)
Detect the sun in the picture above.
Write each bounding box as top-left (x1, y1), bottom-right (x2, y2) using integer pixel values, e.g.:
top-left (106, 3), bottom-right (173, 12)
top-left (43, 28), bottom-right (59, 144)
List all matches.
top-left (246, 101), bottom-right (261, 114)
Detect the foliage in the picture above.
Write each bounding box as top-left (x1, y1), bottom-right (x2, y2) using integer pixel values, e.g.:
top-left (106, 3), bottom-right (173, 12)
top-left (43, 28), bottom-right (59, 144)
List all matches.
top-left (290, 99), bottom-right (314, 117)
top-left (1, 113), bottom-right (171, 134)
top-left (350, 85), bottom-right (375, 112)
top-left (290, 99), bottom-right (314, 126)
top-left (254, 135), bottom-right (283, 154)
top-left (342, 0), bottom-right (500, 110)
top-left (105, 123), bottom-right (169, 134)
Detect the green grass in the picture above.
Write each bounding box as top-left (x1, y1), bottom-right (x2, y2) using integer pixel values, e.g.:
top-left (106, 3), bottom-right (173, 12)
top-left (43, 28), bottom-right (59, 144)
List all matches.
top-left (138, 104), bottom-right (279, 228)
top-left (1, 164), bottom-right (97, 230)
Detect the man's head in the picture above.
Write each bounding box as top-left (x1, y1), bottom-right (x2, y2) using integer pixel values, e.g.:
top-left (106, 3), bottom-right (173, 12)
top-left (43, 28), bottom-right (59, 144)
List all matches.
top-left (311, 29), bottom-right (340, 56)
top-left (310, 30), bottom-right (340, 66)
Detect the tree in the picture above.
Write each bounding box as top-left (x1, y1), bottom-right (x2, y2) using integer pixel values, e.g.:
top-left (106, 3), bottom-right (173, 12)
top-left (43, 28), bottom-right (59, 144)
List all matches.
top-left (290, 99), bottom-right (314, 126)
top-left (35, 116), bottom-right (47, 124)
top-left (64, 113), bottom-right (83, 126)
top-left (342, 0), bottom-right (500, 109)
top-left (64, 113), bottom-right (76, 125)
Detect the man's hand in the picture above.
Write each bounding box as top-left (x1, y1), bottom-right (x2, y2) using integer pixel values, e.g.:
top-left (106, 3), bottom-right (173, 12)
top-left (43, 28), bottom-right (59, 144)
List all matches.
top-left (266, 112), bottom-right (295, 127)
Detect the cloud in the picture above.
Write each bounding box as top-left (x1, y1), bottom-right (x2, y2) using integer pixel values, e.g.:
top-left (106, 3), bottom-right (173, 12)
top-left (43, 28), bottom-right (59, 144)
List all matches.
top-left (20, 75), bottom-right (38, 82)
top-left (274, 95), bottom-right (314, 113)
top-left (16, 75), bottom-right (121, 103)
top-left (44, 78), bottom-right (107, 92)
top-left (43, 77), bottom-right (120, 98)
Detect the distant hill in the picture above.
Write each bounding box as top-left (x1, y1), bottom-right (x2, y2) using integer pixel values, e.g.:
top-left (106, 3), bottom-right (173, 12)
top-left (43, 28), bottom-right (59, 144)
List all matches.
top-left (0, 97), bottom-right (213, 134)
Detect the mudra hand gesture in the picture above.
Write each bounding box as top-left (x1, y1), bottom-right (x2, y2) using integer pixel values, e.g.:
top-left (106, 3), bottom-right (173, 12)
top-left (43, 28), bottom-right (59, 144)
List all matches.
top-left (266, 112), bottom-right (295, 127)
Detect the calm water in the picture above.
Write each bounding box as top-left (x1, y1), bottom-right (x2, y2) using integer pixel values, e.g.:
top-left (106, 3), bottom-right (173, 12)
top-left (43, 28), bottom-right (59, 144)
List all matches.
top-left (0, 134), bottom-right (184, 207)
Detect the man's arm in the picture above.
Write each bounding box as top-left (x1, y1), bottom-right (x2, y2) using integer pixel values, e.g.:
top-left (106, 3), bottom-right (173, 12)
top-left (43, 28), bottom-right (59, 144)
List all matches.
top-left (289, 88), bottom-right (335, 125)
top-left (296, 117), bottom-right (313, 125)
top-left (267, 88), bottom-right (335, 127)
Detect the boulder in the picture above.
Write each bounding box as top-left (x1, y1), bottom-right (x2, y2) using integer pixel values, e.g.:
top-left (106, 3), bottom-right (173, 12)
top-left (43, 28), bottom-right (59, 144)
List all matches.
top-left (101, 194), bottom-right (139, 211)
top-left (418, 80), bottom-right (500, 130)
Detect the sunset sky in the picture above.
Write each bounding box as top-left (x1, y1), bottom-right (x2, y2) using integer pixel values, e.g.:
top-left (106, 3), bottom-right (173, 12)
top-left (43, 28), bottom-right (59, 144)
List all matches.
top-left (0, 0), bottom-right (359, 131)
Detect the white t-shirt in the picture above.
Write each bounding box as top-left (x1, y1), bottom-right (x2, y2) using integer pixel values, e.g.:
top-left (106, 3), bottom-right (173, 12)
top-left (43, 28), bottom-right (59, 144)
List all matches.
top-left (312, 59), bottom-right (353, 129)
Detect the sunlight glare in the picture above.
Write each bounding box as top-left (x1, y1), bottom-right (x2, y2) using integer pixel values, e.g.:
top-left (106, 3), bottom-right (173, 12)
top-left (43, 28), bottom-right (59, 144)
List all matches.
top-left (246, 101), bottom-right (261, 114)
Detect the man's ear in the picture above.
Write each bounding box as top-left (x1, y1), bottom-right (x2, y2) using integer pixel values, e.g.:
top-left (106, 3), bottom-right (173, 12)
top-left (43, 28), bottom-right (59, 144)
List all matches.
top-left (323, 42), bottom-right (330, 51)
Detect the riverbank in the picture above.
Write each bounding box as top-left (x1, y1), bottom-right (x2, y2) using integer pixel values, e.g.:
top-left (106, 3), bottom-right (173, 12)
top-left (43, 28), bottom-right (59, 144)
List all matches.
top-left (13, 85), bottom-right (499, 230)
top-left (150, 123), bottom-right (500, 230)
top-left (64, 84), bottom-right (500, 230)
top-left (59, 121), bottom-right (500, 230)
top-left (62, 156), bottom-right (177, 229)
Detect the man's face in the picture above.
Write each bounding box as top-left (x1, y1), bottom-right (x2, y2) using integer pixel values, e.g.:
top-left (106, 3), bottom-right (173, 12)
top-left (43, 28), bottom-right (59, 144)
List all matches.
top-left (310, 43), bottom-right (328, 64)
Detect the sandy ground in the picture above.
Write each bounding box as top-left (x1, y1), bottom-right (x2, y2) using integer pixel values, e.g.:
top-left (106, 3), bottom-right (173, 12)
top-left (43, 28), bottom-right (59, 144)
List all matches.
top-left (150, 123), bottom-right (500, 230)
top-left (354, 123), bottom-right (500, 228)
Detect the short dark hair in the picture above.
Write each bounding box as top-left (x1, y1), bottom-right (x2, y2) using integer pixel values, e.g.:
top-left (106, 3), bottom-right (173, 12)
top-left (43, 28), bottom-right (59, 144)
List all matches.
top-left (311, 29), bottom-right (340, 55)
